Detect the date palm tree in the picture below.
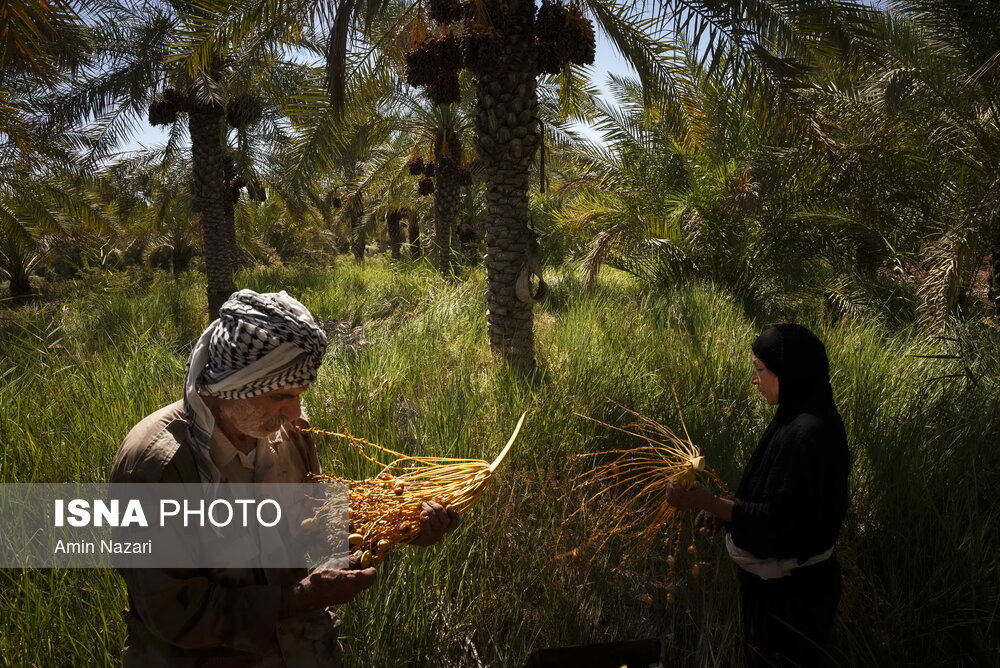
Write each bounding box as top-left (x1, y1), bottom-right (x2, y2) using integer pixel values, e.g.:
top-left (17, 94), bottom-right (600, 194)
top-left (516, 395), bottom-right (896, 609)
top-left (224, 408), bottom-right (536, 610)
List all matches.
top-left (1, 0), bottom-right (99, 301)
top-left (47, 0), bottom-right (315, 316)
top-left (1, 167), bottom-right (113, 302)
top-left (177, 0), bottom-right (877, 370)
top-left (396, 96), bottom-right (474, 276)
top-left (1, 0), bottom-right (88, 166)
top-left (878, 1), bottom-right (1000, 320)
top-left (98, 148), bottom-right (201, 274)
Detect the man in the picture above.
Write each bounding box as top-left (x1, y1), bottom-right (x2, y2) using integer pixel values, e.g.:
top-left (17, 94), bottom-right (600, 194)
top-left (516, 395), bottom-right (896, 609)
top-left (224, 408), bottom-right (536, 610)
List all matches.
top-left (111, 289), bottom-right (460, 667)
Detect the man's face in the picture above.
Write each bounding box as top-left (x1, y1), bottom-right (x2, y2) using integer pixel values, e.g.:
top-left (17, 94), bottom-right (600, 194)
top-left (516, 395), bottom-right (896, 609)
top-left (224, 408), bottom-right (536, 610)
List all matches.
top-left (215, 386), bottom-right (309, 439)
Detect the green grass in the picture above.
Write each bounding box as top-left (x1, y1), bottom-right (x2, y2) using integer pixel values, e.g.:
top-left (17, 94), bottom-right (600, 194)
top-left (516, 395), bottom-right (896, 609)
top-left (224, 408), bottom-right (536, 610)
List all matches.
top-left (1, 257), bottom-right (998, 666)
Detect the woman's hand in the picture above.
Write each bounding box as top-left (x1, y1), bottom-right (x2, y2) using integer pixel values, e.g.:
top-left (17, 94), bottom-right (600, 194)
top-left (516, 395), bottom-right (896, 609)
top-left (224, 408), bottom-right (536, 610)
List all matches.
top-left (695, 509), bottom-right (725, 536)
top-left (665, 480), bottom-right (716, 511)
top-left (667, 484), bottom-right (736, 523)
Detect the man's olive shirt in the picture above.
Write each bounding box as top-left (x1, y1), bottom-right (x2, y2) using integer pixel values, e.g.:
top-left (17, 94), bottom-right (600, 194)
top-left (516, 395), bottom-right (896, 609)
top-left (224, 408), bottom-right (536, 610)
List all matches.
top-left (111, 400), bottom-right (341, 668)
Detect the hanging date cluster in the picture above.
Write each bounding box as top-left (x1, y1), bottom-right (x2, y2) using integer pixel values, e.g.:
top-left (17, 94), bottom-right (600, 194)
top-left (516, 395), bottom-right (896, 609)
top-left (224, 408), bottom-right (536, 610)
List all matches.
top-left (407, 148), bottom-right (437, 196)
top-left (403, 0), bottom-right (597, 106)
top-left (149, 88), bottom-right (263, 129)
top-left (150, 88), bottom-right (267, 203)
top-left (406, 146), bottom-right (473, 197)
top-left (534, 0), bottom-right (595, 75)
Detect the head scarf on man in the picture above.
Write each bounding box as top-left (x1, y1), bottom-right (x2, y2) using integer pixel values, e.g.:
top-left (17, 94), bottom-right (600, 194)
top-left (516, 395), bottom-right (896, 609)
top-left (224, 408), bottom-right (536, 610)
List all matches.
top-left (183, 290), bottom-right (328, 482)
top-left (751, 323), bottom-right (837, 417)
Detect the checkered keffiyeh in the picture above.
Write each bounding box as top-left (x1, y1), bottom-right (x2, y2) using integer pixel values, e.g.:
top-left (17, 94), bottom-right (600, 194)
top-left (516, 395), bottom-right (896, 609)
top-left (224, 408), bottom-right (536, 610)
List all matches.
top-left (183, 290), bottom-right (328, 482)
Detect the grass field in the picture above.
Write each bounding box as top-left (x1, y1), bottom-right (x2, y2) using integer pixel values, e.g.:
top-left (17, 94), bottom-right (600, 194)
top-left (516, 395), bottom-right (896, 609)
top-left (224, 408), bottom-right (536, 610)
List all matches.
top-left (1, 258), bottom-right (998, 666)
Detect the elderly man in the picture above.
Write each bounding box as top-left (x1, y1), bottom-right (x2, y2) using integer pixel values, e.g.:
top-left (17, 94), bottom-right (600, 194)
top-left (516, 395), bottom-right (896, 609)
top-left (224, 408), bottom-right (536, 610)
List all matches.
top-left (111, 289), bottom-right (459, 667)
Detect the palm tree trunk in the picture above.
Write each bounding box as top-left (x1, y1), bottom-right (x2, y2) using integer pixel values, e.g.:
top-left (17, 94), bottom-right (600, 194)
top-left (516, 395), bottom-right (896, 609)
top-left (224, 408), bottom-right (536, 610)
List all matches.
top-left (473, 0), bottom-right (541, 373)
top-left (171, 244), bottom-right (185, 275)
top-left (855, 238), bottom-right (879, 278)
top-left (8, 274), bottom-right (33, 303)
top-left (459, 218), bottom-right (480, 265)
top-left (351, 212), bottom-right (365, 260)
top-left (224, 178), bottom-right (238, 273)
top-left (990, 243), bottom-right (1000, 319)
top-left (189, 108), bottom-right (236, 318)
top-left (408, 216), bottom-right (421, 259)
top-left (433, 138), bottom-right (462, 277)
top-left (387, 211), bottom-right (404, 260)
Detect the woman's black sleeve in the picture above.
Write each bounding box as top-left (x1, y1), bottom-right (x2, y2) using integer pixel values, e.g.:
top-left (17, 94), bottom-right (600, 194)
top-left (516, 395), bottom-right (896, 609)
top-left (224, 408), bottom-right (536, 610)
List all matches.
top-left (728, 425), bottom-right (829, 559)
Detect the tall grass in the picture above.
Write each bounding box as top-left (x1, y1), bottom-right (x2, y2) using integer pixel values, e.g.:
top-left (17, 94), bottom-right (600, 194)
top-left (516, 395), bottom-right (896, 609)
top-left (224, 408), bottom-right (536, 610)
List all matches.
top-left (1, 258), bottom-right (997, 666)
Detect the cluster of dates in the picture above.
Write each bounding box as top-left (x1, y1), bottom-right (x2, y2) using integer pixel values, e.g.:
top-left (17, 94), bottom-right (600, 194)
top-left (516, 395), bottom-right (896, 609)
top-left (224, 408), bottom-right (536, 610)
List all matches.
top-left (149, 89), bottom-right (263, 129)
top-left (534, 0), bottom-right (595, 74)
top-left (407, 153), bottom-right (437, 196)
top-left (404, 0), bottom-right (596, 105)
top-left (407, 151), bottom-right (473, 197)
top-left (150, 88), bottom-right (266, 203)
top-left (223, 154), bottom-right (266, 204)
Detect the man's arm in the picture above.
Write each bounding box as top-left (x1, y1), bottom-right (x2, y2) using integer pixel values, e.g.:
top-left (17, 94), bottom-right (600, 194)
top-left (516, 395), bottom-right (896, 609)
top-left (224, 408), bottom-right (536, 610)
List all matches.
top-left (279, 566), bottom-right (377, 618)
top-left (120, 568), bottom-right (284, 652)
top-left (122, 565), bottom-right (377, 651)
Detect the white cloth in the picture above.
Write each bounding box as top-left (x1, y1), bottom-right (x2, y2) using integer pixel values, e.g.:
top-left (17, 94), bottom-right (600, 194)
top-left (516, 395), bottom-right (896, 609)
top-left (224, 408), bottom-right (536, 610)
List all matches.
top-left (725, 534), bottom-right (833, 580)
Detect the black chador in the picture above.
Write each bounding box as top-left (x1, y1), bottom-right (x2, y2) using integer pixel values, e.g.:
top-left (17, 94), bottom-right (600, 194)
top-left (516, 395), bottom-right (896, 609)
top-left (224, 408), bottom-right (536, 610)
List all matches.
top-left (728, 324), bottom-right (850, 667)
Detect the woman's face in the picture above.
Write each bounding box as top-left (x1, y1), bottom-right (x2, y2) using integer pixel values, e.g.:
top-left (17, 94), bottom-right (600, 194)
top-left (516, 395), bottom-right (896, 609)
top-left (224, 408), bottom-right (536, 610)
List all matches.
top-left (751, 354), bottom-right (779, 405)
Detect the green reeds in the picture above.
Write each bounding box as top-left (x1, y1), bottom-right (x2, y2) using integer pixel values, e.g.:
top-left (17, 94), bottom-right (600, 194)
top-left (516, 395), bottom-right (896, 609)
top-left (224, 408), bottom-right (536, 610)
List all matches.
top-left (0, 259), bottom-right (997, 666)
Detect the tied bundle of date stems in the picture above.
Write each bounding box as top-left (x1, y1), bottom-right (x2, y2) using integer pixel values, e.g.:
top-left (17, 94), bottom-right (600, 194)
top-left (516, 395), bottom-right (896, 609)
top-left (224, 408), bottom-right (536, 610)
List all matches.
top-left (564, 401), bottom-right (729, 603)
top-left (299, 413), bottom-right (526, 565)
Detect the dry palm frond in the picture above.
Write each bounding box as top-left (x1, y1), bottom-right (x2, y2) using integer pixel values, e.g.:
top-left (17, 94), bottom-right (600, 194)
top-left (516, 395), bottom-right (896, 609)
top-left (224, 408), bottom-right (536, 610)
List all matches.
top-left (581, 223), bottom-right (627, 296)
top-left (565, 399), bottom-right (729, 600)
top-left (916, 221), bottom-right (980, 329)
top-left (301, 413), bottom-right (526, 560)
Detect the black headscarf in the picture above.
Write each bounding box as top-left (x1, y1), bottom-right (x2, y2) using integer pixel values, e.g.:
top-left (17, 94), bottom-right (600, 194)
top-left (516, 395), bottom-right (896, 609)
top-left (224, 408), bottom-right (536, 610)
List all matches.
top-left (751, 323), bottom-right (837, 419)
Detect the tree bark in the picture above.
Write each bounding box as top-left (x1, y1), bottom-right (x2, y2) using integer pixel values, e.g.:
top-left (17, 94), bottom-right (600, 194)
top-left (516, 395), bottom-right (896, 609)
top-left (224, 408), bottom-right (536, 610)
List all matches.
top-left (432, 134), bottom-right (462, 277)
top-left (459, 217), bottom-right (480, 265)
top-left (855, 238), bottom-right (879, 279)
top-left (473, 0), bottom-right (541, 373)
top-left (408, 215), bottom-right (422, 259)
top-left (990, 243), bottom-right (1000, 319)
top-left (351, 212), bottom-right (365, 261)
top-left (189, 108), bottom-right (236, 318)
top-left (171, 245), bottom-right (185, 275)
top-left (387, 211), bottom-right (404, 260)
top-left (223, 155), bottom-right (239, 273)
top-left (8, 274), bottom-right (33, 303)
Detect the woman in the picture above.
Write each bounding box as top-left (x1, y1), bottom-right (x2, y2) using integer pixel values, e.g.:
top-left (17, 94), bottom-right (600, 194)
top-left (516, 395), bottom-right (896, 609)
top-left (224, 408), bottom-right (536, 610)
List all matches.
top-left (666, 323), bottom-right (850, 667)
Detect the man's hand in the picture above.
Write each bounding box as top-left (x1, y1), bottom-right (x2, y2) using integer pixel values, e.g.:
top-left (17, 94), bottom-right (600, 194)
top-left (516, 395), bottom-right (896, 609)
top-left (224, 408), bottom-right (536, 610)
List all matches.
top-left (280, 566), bottom-right (376, 617)
top-left (664, 480), bottom-right (716, 511)
top-left (347, 550), bottom-right (368, 569)
top-left (305, 567), bottom-right (376, 605)
top-left (409, 501), bottom-right (460, 547)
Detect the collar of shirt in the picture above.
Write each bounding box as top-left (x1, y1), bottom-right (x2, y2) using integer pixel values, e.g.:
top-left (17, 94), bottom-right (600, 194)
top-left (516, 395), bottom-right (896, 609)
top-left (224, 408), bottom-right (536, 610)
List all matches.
top-left (210, 426), bottom-right (258, 471)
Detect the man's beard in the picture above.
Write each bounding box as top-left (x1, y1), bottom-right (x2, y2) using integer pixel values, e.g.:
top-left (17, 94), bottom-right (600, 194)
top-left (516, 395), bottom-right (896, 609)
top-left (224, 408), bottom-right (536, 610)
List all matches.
top-left (217, 400), bottom-right (286, 440)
